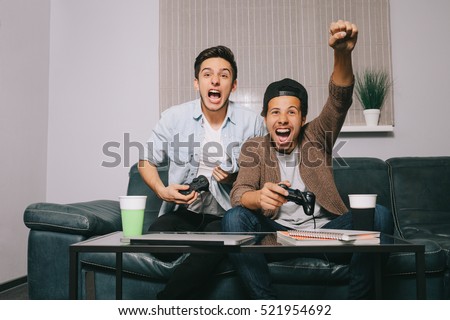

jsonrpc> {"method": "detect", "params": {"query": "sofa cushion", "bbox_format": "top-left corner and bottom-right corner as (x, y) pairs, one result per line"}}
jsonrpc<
(384, 238), (447, 276)
(24, 200), (121, 236)
(80, 250), (350, 286)
(269, 257), (349, 283)
(80, 252), (188, 280)
(396, 209), (450, 248)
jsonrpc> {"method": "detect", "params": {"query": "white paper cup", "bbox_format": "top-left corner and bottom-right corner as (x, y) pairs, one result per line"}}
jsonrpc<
(348, 194), (377, 209)
(119, 196), (147, 237)
(119, 196), (147, 210)
(349, 194), (377, 231)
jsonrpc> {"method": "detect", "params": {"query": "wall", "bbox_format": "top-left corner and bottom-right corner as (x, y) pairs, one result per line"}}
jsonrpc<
(47, 0), (159, 203)
(0, 0), (50, 283)
(337, 0), (450, 159)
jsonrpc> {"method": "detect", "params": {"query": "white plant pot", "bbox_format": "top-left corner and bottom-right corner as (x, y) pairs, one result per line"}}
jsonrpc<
(363, 109), (380, 126)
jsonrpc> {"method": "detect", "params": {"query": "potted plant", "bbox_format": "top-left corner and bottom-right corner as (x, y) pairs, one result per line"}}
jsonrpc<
(355, 69), (392, 126)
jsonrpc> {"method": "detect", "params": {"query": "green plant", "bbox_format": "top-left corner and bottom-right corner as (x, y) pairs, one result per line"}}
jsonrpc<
(355, 69), (392, 110)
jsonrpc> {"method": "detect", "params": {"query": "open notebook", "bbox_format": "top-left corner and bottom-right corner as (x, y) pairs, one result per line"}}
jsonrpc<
(122, 233), (256, 246)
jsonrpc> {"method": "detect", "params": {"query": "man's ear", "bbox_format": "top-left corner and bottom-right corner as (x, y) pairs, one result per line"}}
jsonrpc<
(231, 79), (238, 92)
(193, 78), (199, 91)
(301, 116), (306, 126)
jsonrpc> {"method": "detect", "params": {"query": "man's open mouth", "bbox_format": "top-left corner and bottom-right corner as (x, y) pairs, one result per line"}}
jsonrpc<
(208, 90), (221, 101)
(275, 128), (291, 144)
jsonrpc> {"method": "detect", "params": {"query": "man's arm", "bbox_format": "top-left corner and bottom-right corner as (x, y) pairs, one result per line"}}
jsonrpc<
(328, 20), (358, 86)
(306, 20), (358, 146)
(138, 160), (166, 196)
(230, 139), (289, 214)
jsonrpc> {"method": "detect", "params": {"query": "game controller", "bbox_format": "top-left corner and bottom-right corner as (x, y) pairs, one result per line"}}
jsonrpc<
(179, 175), (210, 195)
(278, 184), (316, 216)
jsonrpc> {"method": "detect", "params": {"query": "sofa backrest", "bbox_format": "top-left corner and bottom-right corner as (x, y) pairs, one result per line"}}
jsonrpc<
(128, 157), (392, 229)
(127, 163), (167, 230)
(386, 157), (450, 239)
(333, 157), (391, 210)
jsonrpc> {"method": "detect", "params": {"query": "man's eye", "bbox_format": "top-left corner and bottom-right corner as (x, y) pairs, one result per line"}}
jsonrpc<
(221, 74), (229, 78)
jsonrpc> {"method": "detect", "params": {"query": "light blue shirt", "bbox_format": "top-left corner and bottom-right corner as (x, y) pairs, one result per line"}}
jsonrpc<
(142, 99), (266, 216)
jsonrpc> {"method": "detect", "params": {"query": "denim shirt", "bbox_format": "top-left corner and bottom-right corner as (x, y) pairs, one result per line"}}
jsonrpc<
(142, 99), (265, 216)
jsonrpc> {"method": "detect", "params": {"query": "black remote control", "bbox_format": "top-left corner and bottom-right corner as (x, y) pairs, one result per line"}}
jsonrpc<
(179, 175), (210, 195)
(278, 184), (316, 216)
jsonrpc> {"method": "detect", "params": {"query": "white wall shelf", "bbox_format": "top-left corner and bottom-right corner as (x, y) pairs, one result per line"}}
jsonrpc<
(341, 125), (394, 133)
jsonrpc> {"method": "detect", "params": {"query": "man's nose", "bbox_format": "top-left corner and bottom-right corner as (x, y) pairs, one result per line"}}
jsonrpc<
(278, 113), (288, 123)
(211, 74), (220, 85)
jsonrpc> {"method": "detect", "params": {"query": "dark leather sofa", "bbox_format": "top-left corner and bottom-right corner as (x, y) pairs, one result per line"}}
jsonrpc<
(23, 157), (450, 299)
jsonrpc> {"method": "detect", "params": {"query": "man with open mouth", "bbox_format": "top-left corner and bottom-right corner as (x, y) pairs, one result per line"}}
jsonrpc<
(138, 45), (265, 299)
(223, 20), (394, 300)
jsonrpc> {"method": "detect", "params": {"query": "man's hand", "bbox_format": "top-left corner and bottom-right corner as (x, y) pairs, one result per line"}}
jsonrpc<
(328, 20), (358, 53)
(157, 184), (198, 205)
(328, 20), (358, 86)
(258, 181), (290, 211)
(212, 166), (237, 185)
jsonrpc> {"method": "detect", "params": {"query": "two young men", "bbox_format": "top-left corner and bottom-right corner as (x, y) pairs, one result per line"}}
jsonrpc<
(139, 20), (393, 299)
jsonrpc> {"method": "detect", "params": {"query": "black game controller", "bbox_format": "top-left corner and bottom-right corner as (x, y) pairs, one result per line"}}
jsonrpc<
(179, 175), (210, 195)
(278, 184), (316, 216)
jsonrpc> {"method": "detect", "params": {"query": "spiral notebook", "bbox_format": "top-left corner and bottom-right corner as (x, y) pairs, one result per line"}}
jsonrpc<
(277, 228), (380, 246)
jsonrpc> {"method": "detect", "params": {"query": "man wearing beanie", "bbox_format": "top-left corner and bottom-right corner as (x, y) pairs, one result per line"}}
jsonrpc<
(222, 20), (393, 299)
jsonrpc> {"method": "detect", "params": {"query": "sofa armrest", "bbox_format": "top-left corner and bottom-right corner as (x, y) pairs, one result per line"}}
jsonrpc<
(24, 200), (121, 237)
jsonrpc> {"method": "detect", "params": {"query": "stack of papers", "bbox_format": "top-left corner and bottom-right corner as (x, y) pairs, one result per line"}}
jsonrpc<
(277, 228), (380, 246)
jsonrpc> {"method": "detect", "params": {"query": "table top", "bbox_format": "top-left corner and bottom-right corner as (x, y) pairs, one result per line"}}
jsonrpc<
(70, 231), (425, 255)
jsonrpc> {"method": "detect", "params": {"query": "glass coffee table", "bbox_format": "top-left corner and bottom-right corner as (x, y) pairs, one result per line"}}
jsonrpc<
(69, 231), (426, 300)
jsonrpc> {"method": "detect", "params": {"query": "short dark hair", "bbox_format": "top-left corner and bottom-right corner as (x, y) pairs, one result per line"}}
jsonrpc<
(262, 78), (308, 117)
(194, 46), (238, 82)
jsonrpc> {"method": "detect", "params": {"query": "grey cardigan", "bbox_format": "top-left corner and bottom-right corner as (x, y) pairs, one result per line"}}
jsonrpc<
(230, 79), (354, 218)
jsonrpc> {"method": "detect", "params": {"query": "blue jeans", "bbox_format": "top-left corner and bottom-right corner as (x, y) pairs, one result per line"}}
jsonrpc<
(222, 205), (394, 299)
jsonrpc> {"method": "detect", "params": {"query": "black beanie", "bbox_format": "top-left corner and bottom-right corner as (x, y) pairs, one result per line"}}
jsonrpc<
(262, 78), (308, 117)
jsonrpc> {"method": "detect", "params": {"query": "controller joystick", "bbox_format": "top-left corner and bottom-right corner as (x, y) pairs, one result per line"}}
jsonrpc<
(278, 184), (316, 216)
(179, 175), (210, 195)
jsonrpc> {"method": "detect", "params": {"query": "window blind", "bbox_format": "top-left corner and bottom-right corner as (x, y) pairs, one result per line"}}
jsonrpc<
(159, 0), (393, 127)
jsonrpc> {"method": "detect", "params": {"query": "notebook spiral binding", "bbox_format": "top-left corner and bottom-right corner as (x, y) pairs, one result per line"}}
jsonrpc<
(287, 230), (347, 240)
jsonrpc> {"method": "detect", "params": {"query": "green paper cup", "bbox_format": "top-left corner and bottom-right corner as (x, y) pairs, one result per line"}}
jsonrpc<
(119, 196), (147, 237)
